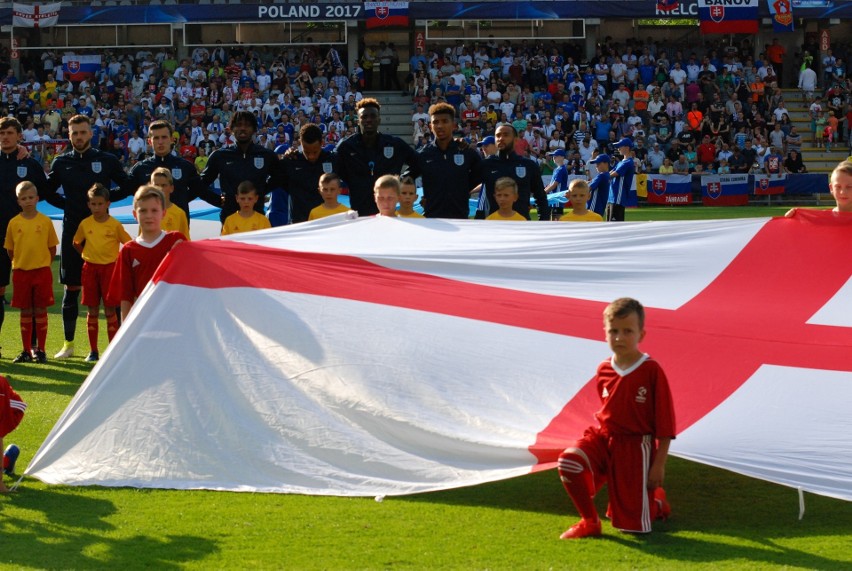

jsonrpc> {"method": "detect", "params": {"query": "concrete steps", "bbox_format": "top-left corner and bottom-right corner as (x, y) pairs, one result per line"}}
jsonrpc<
(776, 89), (848, 172)
(364, 90), (415, 144)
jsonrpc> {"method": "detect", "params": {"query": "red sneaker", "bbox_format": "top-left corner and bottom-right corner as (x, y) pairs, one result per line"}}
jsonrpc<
(560, 518), (602, 539)
(654, 487), (671, 521)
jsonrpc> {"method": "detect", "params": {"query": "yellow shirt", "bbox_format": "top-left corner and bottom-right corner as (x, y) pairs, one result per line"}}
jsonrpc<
(398, 210), (424, 218)
(73, 215), (132, 264)
(658, 165), (674, 174)
(4, 212), (59, 270)
(559, 211), (604, 222)
(221, 211), (272, 235)
(486, 211), (526, 221)
(162, 204), (190, 240)
(308, 203), (350, 221)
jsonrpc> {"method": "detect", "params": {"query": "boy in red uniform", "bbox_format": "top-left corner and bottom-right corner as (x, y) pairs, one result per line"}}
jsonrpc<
(4, 181), (59, 363)
(0, 374), (26, 492)
(109, 186), (186, 321)
(73, 183), (133, 362)
(557, 297), (676, 539)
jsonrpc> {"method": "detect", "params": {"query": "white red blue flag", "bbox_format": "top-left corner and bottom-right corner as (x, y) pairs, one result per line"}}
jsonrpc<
(26, 213), (852, 500)
(753, 173), (786, 195)
(701, 174), (750, 206)
(62, 55), (101, 82)
(364, 1), (409, 29)
(646, 174), (692, 205)
(699, 0), (759, 34)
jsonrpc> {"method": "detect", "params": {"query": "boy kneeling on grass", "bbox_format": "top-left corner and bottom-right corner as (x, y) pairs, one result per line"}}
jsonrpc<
(557, 298), (676, 539)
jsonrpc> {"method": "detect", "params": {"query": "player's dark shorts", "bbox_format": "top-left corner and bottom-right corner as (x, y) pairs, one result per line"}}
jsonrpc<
(81, 261), (116, 307)
(11, 266), (55, 309)
(60, 220), (84, 287)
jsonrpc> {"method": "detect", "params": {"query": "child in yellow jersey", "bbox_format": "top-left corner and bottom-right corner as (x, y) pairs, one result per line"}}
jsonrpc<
(4, 181), (59, 364)
(560, 179), (604, 222)
(221, 181), (272, 235)
(150, 167), (190, 240)
(374, 175), (401, 217)
(486, 177), (526, 221)
(308, 172), (350, 220)
(397, 176), (424, 218)
(72, 183), (133, 362)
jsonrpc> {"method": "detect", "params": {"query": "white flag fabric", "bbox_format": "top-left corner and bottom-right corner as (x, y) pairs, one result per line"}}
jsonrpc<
(12, 3), (61, 27)
(26, 211), (852, 499)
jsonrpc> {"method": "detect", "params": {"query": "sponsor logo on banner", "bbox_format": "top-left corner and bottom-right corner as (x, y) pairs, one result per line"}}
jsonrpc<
(16, 166), (27, 178)
(515, 166), (526, 178)
(92, 161), (102, 174)
(383, 146), (394, 159)
(322, 162), (333, 173)
(454, 154), (464, 166)
(254, 157), (265, 169)
(172, 168), (182, 180)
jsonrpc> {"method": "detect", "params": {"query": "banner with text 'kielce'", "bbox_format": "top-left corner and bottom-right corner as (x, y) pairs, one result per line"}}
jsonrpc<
(26, 213), (852, 500)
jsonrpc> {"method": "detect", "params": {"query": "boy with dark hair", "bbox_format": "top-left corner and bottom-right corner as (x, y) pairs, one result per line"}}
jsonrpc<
(221, 181), (273, 235)
(72, 183), (132, 362)
(109, 186), (186, 321)
(557, 297), (675, 539)
(5, 181), (59, 363)
(397, 176), (423, 218)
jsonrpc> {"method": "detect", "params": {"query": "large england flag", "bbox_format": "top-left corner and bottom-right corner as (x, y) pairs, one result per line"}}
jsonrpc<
(26, 211), (852, 500)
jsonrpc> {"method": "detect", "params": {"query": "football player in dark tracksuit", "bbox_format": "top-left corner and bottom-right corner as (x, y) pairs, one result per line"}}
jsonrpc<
(129, 119), (221, 223)
(335, 98), (419, 216)
(200, 111), (283, 224)
(44, 114), (133, 360)
(413, 102), (482, 219)
(478, 123), (550, 220)
(282, 123), (339, 224)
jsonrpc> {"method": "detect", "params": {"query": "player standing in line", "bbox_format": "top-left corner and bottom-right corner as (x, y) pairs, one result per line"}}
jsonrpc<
(45, 114), (132, 359)
(586, 154), (611, 219)
(477, 124), (550, 220)
(149, 168), (191, 239)
(283, 124), (339, 224)
(559, 179), (603, 222)
(0, 117), (48, 356)
(4, 182), (59, 363)
(336, 99), (419, 216)
(374, 175), (401, 217)
(308, 173), (349, 221)
(109, 186), (186, 321)
(414, 102), (481, 219)
(606, 138), (637, 222)
(221, 181), (273, 235)
(129, 120), (220, 224)
(557, 297), (675, 539)
(72, 184), (132, 362)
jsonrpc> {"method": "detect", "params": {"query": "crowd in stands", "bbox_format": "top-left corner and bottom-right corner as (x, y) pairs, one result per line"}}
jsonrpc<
(404, 37), (852, 177)
(1, 36), (851, 184)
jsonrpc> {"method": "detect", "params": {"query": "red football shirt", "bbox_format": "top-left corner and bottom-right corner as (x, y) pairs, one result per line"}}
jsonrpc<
(109, 231), (186, 304)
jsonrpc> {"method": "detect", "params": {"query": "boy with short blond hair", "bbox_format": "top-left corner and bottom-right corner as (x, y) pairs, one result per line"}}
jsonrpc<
(485, 177), (525, 221)
(109, 186), (186, 321)
(559, 179), (604, 222)
(150, 167), (190, 239)
(221, 181), (273, 235)
(557, 297), (676, 539)
(397, 176), (423, 218)
(4, 181), (59, 363)
(374, 174), (401, 217)
(73, 183), (133, 362)
(308, 173), (349, 220)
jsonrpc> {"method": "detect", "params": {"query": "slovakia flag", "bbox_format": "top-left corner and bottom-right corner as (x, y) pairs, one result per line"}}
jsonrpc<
(699, 0), (759, 34)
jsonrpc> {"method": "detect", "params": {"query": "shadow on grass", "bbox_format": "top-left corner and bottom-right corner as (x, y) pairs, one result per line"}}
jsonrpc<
(1, 487), (219, 568)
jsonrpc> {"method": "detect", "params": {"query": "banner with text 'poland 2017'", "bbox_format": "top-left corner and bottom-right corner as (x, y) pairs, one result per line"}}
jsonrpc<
(699, 0), (759, 34)
(25, 213), (852, 501)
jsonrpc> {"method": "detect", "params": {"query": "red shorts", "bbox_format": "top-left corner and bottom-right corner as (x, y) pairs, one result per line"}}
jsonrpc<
(82, 261), (117, 307)
(569, 426), (659, 533)
(11, 266), (55, 309)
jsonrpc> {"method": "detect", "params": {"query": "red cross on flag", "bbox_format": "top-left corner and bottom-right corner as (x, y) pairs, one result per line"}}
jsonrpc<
(26, 212), (852, 501)
(12, 2), (61, 28)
